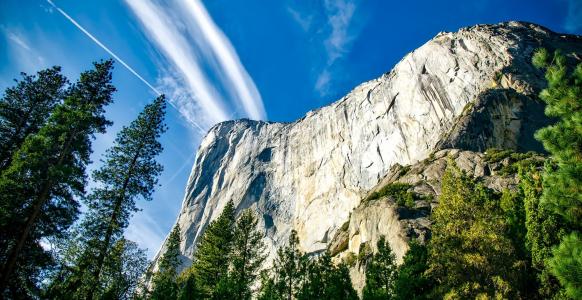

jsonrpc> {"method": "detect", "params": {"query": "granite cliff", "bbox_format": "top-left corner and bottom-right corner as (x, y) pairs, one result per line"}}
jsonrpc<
(153, 21), (582, 277)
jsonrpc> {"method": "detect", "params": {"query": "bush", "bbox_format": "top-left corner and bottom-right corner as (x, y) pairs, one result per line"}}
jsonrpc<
(366, 182), (417, 208)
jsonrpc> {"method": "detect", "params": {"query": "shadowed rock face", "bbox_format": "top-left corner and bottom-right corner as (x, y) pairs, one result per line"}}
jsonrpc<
(153, 21), (582, 273)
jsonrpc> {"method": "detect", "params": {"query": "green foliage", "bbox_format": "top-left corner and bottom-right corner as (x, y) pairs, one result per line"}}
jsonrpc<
(230, 209), (267, 300)
(150, 225), (181, 300)
(176, 274), (201, 300)
(519, 161), (566, 298)
(0, 60), (115, 298)
(362, 236), (397, 300)
(394, 240), (433, 300)
(533, 49), (582, 299)
(46, 95), (167, 299)
(366, 182), (416, 207)
(549, 233), (582, 299)
(182, 200), (236, 298)
(0, 66), (68, 171)
(271, 230), (304, 300)
(296, 252), (357, 300)
(427, 162), (522, 299)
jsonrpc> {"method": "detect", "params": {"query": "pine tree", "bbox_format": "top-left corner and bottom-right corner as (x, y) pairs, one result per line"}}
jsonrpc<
(99, 239), (149, 300)
(230, 209), (267, 300)
(55, 95), (167, 299)
(181, 200), (236, 298)
(427, 162), (521, 299)
(518, 162), (566, 298)
(0, 60), (115, 297)
(532, 48), (582, 299)
(362, 236), (397, 300)
(150, 225), (182, 300)
(0, 66), (68, 171)
(272, 230), (304, 300)
(393, 240), (432, 300)
(177, 273), (201, 300)
(297, 252), (357, 300)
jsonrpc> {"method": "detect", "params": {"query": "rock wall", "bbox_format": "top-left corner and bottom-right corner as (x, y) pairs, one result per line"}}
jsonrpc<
(154, 22), (582, 273)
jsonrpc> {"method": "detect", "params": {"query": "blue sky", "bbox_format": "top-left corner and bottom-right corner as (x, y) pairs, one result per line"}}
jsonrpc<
(1, 0), (580, 258)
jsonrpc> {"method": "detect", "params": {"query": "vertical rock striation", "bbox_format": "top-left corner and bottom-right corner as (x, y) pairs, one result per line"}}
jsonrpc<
(155, 22), (582, 273)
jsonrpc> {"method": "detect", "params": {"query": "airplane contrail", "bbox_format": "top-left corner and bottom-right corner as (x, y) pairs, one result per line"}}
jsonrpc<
(45, 0), (207, 134)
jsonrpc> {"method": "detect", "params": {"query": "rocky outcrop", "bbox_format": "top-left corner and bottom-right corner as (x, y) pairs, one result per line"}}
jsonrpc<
(153, 22), (582, 274)
(328, 148), (544, 292)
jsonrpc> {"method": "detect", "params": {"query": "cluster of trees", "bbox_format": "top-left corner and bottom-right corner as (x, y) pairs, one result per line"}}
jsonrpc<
(0, 61), (168, 299)
(349, 49), (581, 299)
(0, 47), (579, 299)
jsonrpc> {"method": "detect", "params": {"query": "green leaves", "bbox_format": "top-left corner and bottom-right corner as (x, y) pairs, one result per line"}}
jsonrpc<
(0, 60), (115, 298)
(362, 236), (397, 300)
(533, 48), (582, 299)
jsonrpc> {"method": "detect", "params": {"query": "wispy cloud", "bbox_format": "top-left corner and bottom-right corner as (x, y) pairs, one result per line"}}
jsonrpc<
(287, 6), (313, 31)
(46, 0), (209, 134)
(180, 0), (266, 120)
(2, 27), (46, 72)
(6, 30), (31, 51)
(286, 0), (361, 96)
(323, 0), (357, 64)
(565, 0), (582, 33)
(125, 0), (266, 130)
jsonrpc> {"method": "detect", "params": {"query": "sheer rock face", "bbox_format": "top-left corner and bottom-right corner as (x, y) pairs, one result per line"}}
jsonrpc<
(155, 22), (582, 271)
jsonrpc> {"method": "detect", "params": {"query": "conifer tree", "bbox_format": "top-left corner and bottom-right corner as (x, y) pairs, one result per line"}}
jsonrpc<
(519, 162), (566, 298)
(177, 273), (201, 300)
(0, 60), (115, 297)
(58, 95), (167, 299)
(99, 239), (149, 300)
(272, 230), (304, 300)
(257, 271), (276, 300)
(150, 225), (182, 300)
(393, 240), (432, 300)
(427, 162), (521, 299)
(230, 209), (267, 300)
(0, 66), (68, 171)
(297, 252), (357, 300)
(362, 236), (397, 300)
(532, 48), (582, 299)
(182, 200), (236, 297)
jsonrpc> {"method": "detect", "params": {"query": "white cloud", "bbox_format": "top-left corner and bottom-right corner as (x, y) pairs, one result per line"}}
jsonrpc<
(124, 0), (266, 131)
(323, 0), (357, 64)
(286, 1), (360, 96)
(287, 6), (313, 31)
(124, 0), (230, 128)
(2, 27), (46, 72)
(565, 0), (582, 33)
(6, 30), (31, 51)
(180, 0), (266, 121)
(317, 0), (360, 95)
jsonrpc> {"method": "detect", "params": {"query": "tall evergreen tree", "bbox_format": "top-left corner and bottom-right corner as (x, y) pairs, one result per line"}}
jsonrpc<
(297, 252), (357, 300)
(150, 225), (182, 300)
(532, 48), (582, 299)
(230, 209), (267, 300)
(362, 236), (397, 300)
(0, 60), (115, 297)
(519, 162), (566, 298)
(272, 230), (304, 300)
(0, 66), (68, 171)
(427, 162), (521, 299)
(56, 95), (167, 299)
(393, 240), (432, 300)
(99, 238), (149, 300)
(181, 200), (236, 298)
